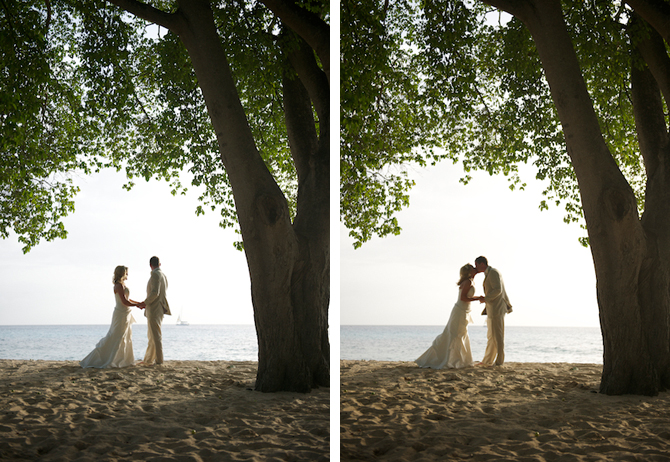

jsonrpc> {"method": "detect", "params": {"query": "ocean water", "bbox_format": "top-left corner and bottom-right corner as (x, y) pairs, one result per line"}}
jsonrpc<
(341, 325), (603, 364)
(0, 324), (258, 362)
(0, 324), (602, 364)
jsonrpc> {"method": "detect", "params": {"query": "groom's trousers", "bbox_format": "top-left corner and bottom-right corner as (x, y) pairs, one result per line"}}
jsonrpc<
(144, 309), (164, 365)
(482, 315), (505, 366)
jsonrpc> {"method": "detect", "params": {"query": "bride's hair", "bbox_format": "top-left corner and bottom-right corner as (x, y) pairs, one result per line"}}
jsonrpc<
(113, 266), (128, 284)
(457, 263), (475, 286)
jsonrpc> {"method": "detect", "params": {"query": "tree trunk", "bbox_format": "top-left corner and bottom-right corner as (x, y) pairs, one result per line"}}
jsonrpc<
(281, 34), (331, 390)
(133, 0), (329, 392)
(630, 20), (670, 391)
(486, 0), (670, 394)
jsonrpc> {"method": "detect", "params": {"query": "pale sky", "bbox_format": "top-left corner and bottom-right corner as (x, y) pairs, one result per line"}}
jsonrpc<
(341, 160), (601, 328)
(0, 169), (255, 325)
(1, 157), (601, 330)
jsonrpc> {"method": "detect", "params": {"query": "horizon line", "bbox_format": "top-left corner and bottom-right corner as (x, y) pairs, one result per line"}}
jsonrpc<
(340, 324), (600, 329)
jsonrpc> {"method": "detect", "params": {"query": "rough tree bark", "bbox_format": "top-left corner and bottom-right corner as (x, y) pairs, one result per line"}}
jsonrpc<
(108, 0), (329, 392)
(629, 16), (670, 392)
(281, 33), (331, 391)
(484, 0), (670, 395)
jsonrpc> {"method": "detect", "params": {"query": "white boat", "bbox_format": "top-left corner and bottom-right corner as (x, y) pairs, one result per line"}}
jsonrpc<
(176, 313), (190, 326)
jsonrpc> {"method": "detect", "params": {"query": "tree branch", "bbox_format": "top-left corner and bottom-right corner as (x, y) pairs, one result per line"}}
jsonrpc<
(626, 0), (670, 44)
(631, 46), (667, 180)
(105, 0), (181, 32)
(285, 34), (329, 131)
(283, 67), (318, 184)
(632, 14), (670, 113)
(480, 0), (533, 20)
(45, 0), (51, 32)
(258, 0), (330, 82)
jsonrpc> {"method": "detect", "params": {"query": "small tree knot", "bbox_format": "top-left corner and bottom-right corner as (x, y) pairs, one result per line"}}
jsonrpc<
(603, 187), (635, 222)
(255, 193), (288, 226)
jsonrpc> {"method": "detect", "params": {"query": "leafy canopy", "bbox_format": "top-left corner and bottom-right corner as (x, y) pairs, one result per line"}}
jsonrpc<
(340, 0), (442, 247)
(340, 0), (648, 248)
(1, 0), (325, 252)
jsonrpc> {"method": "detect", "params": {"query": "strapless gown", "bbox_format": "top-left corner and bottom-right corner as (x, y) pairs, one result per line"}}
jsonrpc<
(416, 285), (475, 369)
(80, 287), (136, 368)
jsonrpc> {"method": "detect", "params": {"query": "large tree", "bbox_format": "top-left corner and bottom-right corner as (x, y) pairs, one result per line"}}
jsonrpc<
(1, 0), (329, 392)
(341, 0), (670, 395)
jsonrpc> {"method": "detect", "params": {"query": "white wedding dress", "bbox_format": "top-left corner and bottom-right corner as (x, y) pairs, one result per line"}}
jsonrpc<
(416, 285), (475, 369)
(80, 286), (136, 368)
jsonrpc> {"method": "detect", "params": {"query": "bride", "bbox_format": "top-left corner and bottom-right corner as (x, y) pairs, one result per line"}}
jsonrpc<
(416, 263), (482, 369)
(80, 266), (143, 368)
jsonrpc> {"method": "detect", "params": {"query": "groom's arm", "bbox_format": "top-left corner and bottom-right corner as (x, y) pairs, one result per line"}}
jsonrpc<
(485, 269), (503, 302)
(144, 272), (162, 306)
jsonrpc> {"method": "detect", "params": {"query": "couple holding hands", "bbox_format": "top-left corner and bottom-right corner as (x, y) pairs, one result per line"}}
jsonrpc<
(80, 256), (170, 369)
(416, 256), (512, 369)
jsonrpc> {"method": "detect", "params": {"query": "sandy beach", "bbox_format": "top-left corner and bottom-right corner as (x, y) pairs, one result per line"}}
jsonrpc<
(0, 360), (329, 461)
(341, 361), (670, 461)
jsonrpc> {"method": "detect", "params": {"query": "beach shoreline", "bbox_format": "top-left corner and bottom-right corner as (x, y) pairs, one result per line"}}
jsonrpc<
(341, 360), (670, 461)
(0, 359), (329, 461)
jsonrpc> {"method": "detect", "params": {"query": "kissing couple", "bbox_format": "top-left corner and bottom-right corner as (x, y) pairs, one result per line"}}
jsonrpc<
(80, 256), (170, 369)
(415, 256), (512, 369)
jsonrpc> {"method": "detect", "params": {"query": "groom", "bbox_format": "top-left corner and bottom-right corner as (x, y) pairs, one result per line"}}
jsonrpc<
(475, 256), (512, 366)
(139, 256), (170, 365)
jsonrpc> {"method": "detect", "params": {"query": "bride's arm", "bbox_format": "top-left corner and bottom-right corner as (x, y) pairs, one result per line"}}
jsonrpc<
(114, 283), (140, 307)
(460, 280), (481, 302)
